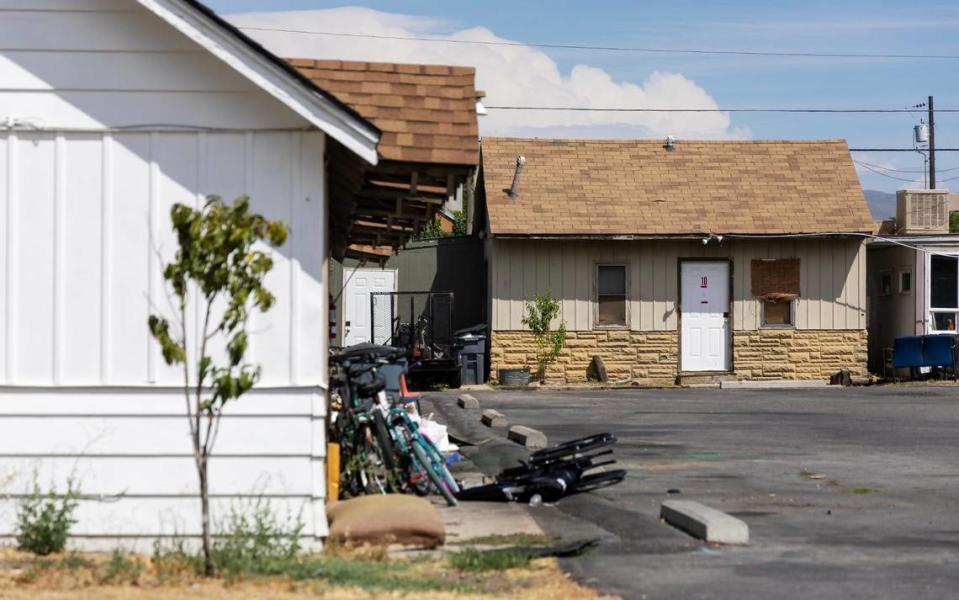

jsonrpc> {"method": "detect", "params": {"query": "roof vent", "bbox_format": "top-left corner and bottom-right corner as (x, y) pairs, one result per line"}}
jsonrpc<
(505, 155), (526, 198)
(664, 135), (676, 151)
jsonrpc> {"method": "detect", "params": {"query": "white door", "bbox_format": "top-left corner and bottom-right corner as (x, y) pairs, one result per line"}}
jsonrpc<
(344, 269), (396, 346)
(681, 261), (730, 372)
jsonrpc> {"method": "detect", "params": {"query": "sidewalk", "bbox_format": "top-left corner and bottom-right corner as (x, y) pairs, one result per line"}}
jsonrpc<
(421, 395), (614, 547)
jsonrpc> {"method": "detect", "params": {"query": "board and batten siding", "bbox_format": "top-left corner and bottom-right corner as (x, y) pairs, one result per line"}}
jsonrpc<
(0, 0), (332, 548)
(0, 0), (308, 130)
(490, 238), (867, 332)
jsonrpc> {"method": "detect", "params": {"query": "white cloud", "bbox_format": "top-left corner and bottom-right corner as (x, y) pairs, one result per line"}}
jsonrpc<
(226, 7), (748, 140)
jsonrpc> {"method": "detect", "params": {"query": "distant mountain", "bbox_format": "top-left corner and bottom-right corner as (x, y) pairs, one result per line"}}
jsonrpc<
(864, 189), (896, 221)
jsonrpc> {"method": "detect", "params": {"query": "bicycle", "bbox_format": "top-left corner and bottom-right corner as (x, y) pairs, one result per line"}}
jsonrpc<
(373, 396), (460, 506)
(329, 348), (399, 498)
(330, 344), (460, 505)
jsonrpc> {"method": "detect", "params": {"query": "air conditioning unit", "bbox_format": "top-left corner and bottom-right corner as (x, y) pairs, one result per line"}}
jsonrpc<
(896, 189), (949, 234)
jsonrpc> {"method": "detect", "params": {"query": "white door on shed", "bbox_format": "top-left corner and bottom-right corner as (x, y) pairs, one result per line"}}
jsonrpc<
(680, 261), (730, 372)
(344, 269), (396, 346)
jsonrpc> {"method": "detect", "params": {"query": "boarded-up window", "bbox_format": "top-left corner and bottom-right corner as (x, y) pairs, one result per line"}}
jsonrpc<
(597, 265), (627, 326)
(751, 258), (800, 300)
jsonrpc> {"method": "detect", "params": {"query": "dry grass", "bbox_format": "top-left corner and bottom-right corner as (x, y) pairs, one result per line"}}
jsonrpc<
(0, 547), (613, 600)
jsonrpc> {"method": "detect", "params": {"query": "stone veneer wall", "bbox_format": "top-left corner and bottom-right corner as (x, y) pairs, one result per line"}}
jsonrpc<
(490, 329), (868, 383)
(733, 329), (868, 380)
(490, 330), (678, 385)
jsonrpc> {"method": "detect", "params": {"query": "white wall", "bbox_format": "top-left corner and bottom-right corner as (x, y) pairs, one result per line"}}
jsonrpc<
(0, 0), (332, 548)
(0, 387), (328, 548)
(0, 0), (308, 130)
(0, 131), (328, 389)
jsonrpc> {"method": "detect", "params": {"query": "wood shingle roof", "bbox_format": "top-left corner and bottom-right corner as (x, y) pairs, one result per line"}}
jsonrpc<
(481, 137), (875, 236)
(288, 59), (480, 166)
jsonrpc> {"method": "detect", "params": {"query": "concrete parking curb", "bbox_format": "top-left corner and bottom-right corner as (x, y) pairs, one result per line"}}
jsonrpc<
(660, 500), (749, 545)
(480, 409), (508, 428)
(508, 425), (548, 449)
(720, 380), (828, 389)
(457, 394), (480, 409)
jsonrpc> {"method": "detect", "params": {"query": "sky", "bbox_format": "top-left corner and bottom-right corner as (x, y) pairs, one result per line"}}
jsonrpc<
(206, 0), (959, 193)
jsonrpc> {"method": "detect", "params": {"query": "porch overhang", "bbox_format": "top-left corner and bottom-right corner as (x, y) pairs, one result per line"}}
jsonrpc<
(329, 139), (474, 263)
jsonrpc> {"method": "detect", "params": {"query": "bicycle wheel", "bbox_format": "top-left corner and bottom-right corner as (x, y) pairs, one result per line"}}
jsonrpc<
(411, 440), (457, 506)
(569, 469), (626, 494)
(372, 411), (396, 473)
(358, 425), (393, 495)
(412, 430), (460, 494)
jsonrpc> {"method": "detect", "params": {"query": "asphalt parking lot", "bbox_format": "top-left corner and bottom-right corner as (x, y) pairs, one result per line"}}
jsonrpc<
(428, 385), (959, 600)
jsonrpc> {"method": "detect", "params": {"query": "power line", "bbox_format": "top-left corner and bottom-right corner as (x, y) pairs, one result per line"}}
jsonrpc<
(854, 161), (922, 182)
(483, 106), (959, 113)
(851, 148), (959, 152)
(237, 26), (959, 61)
(853, 159), (959, 174)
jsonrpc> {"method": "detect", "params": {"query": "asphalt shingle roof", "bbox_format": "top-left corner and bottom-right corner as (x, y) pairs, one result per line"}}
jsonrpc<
(481, 137), (875, 236)
(289, 59), (480, 166)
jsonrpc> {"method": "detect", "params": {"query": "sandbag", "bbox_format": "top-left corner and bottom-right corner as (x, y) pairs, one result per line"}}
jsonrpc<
(327, 494), (446, 548)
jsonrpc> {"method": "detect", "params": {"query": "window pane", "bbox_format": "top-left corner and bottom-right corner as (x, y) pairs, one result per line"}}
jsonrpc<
(598, 295), (626, 325)
(598, 265), (626, 296)
(763, 300), (791, 325)
(900, 271), (911, 293)
(931, 256), (958, 308)
(880, 274), (892, 296)
(933, 312), (958, 331)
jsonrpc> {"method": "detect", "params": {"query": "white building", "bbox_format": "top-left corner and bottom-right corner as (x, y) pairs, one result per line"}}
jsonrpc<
(0, 0), (390, 549)
(868, 189), (959, 376)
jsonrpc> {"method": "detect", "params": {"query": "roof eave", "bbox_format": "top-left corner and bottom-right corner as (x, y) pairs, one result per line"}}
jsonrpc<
(490, 231), (874, 240)
(139, 0), (380, 165)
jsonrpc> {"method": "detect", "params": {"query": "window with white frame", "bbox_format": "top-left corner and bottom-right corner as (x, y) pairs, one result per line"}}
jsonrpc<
(596, 264), (627, 327)
(930, 255), (958, 331)
(898, 269), (912, 294)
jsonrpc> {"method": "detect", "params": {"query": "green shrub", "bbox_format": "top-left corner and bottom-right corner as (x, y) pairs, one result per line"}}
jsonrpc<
(210, 499), (304, 579)
(522, 292), (567, 380)
(98, 550), (144, 585)
(16, 478), (79, 556)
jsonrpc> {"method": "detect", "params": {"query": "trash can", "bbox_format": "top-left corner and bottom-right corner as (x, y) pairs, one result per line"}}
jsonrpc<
(455, 324), (487, 386)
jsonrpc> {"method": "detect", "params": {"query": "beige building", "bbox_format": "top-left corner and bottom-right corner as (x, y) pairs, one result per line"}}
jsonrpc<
(476, 137), (875, 383)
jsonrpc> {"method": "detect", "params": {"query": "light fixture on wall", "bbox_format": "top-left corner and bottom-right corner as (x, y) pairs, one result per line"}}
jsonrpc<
(702, 233), (723, 245)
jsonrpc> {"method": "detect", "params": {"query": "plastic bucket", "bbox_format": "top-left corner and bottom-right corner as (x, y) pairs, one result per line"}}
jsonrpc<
(498, 368), (530, 386)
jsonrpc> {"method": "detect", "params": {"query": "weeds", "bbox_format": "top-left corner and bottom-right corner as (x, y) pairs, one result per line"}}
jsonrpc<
(453, 533), (557, 547)
(449, 547), (533, 572)
(847, 486), (879, 495)
(211, 499), (304, 579)
(16, 477), (79, 556)
(15, 552), (95, 585)
(97, 551), (144, 585)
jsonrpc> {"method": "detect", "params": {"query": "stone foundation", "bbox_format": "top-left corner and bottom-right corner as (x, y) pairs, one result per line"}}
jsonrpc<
(733, 329), (868, 380)
(490, 329), (868, 383)
(490, 330), (678, 385)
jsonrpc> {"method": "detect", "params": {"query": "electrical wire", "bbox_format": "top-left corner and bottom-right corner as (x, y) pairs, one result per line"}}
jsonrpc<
(482, 106), (959, 113)
(853, 159), (959, 174)
(236, 26), (959, 61)
(853, 161), (925, 182)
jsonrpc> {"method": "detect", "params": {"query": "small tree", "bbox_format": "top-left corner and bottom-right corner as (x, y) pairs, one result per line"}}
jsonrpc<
(521, 293), (567, 381)
(148, 195), (287, 576)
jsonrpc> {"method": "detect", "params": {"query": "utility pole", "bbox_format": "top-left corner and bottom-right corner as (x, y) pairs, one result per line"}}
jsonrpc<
(928, 95), (936, 189)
